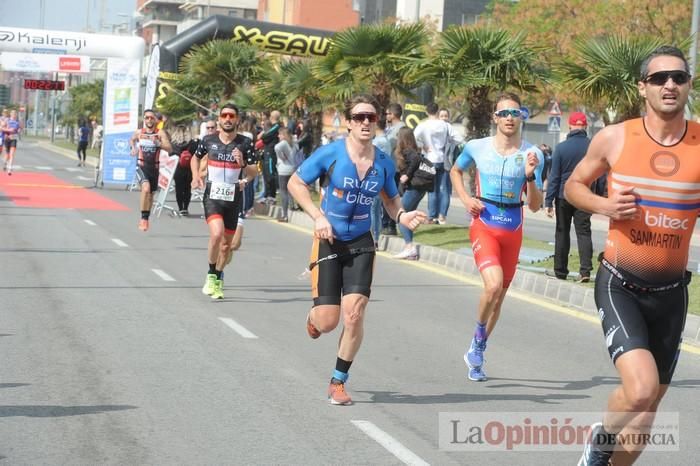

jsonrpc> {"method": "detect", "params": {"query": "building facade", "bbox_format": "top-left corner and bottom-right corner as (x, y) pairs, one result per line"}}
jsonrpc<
(257, 0), (360, 31)
(395, 0), (488, 30)
(136, 1), (258, 50)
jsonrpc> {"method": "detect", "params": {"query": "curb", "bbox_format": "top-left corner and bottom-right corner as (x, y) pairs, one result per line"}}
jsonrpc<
(256, 202), (700, 346)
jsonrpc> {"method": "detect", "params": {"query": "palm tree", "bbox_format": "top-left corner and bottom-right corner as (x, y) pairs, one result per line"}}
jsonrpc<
(179, 39), (264, 100)
(255, 59), (329, 149)
(314, 22), (428, 111)
(556, 35), (667, 123)
(424, 27), (548, 139)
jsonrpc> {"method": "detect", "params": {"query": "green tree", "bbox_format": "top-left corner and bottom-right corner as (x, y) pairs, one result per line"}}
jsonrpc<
(63, 79), (103, 128)
(314, 22), (428, 111)
(425, 27), (548, 138)
(487, 0), (693, 105)
(556, 35), (676, 123)
(179, 39), (264, 100)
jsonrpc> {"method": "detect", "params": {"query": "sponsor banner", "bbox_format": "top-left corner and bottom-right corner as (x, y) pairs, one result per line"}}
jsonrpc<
(143, 44), (160, 110)
(102, 57), (140, 185)
(153, 152), (179, 217)
(101, 132), (136, 184)
(0, 27), (143, 59)
(0, 52), (90, 73)
(104, 57), (140, 133)
(438, 412), (680, 452)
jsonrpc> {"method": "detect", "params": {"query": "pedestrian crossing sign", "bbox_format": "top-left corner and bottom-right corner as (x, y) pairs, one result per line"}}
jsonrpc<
(548, 116), (561, 133)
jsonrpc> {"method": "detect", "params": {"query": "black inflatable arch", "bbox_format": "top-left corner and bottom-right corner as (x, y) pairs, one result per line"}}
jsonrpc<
(159, 15), (334, 73)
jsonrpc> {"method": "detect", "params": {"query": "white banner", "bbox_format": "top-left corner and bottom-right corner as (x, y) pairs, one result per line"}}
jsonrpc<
(0, 27), (144, 59)
(0, 52), (90, 73)
(101, 57), (141, 185)
(144, 44), (160, 110)
(104, 58), (140, 133)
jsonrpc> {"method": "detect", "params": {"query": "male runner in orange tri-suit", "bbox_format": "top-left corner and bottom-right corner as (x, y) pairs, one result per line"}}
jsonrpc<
(567, 46), (700, 466)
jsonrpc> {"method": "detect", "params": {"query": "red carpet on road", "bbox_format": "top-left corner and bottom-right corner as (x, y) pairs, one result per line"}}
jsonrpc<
(0, 172), (129, 210)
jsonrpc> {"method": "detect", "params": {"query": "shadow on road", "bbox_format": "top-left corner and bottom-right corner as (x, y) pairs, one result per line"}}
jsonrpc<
(356, 391), (588, 405)
(0, 384), (30, 389)
(0, 404), (137, 418)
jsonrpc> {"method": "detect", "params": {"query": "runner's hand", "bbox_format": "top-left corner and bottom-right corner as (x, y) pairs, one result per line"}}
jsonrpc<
(400, 210), (428, 231)
(191, 176), (204, 190)
(606, 185), (639, 220)
(525, 151), (539, 177)
(314, 214), (334, 244)
(467, 198), (485, 217)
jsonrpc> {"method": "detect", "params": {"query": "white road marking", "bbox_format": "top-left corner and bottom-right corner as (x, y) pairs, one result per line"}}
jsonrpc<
(151, 268), (175, 282)
(65, 167), (81, 172)
(111, 238), (128, 247)
(83, 220), (97, 226)
(351, 420), (429, 466)
(35, 166), (52, 170)
(218, 317), (258, 339)
(76, 176), (92, 181)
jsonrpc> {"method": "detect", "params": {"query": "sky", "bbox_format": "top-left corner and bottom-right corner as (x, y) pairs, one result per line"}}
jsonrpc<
(0, 0), (137, 34)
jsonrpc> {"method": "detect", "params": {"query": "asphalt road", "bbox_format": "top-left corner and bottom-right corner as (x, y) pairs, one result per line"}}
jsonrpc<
(1, 141), (699, 465)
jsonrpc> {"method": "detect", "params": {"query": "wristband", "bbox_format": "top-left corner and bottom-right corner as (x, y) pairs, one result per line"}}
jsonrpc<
(396, 209), (406, 224)
(526, 173), (536, 182)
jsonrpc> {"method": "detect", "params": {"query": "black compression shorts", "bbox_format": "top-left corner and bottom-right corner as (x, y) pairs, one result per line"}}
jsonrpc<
(310, 231), (376, 306)
(203, 183), (242, 234)
(595, 264), (689, 384)
(135, 166), (158, 193)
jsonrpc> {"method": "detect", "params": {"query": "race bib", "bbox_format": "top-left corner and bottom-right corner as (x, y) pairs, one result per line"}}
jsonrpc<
(209, 181), (236, 202)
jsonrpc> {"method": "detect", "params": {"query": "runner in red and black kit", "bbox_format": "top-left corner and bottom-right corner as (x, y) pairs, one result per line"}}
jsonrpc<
(130, 109), (172, 232)
(191, 103), (257, 300)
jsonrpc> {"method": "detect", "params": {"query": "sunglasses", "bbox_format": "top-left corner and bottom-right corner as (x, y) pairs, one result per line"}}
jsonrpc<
(350, 113), (378, 123)
(494, 108), (523, 119)
(643, 70), (691, 86)
(219, 113), (237, 120)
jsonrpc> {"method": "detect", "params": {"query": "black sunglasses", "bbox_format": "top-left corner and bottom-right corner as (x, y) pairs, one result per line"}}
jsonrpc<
(350, 113), (378, 123)
(643, 70), (691, 86)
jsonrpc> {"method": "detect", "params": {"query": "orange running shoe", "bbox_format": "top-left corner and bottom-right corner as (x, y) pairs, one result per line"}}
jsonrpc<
(306, 313), (321, 339)
(327, 381), (352, 405)
(138, 219), (149, 232)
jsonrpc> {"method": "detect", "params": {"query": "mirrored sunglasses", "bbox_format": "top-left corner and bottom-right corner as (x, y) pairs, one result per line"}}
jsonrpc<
(219, 113), (237, 120)
(350, 113), (378, 123)
(494, 108), (523, 119)
(643, 70), (691, 86)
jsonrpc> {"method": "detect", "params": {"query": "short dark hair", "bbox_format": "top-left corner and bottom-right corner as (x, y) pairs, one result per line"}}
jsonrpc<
(220, 103), (240, 115)
(386, 103), (402, 118)
(143, 109), (155, 116)
(343, 94), (380, 121)
(640, 45), (690, 80)
(425, 102), (439, 115)
(493, 92), (521, 111)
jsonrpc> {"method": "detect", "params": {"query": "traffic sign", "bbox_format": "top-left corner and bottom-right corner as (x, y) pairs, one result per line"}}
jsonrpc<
(26, 119), (33, 128)
(549, 100), (561, 116)
(547, 116), (561, 133)
(520, 106), (530, 120)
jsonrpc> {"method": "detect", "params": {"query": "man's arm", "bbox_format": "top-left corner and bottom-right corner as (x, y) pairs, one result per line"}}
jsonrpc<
(157, 129), (173, 153)
(450, 163), (483, 217)
(129, 131), (139, 156)
(288, 172), (335, 243)
(564, 125), (637, 220)
(545, 149), (562, 215)
(381, 193), (427, 231)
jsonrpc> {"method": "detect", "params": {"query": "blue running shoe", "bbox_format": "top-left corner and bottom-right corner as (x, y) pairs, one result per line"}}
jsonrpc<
(464, 337), (487, 369)
(468, 367), (487, 382)
(578, 422), (614, 466)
